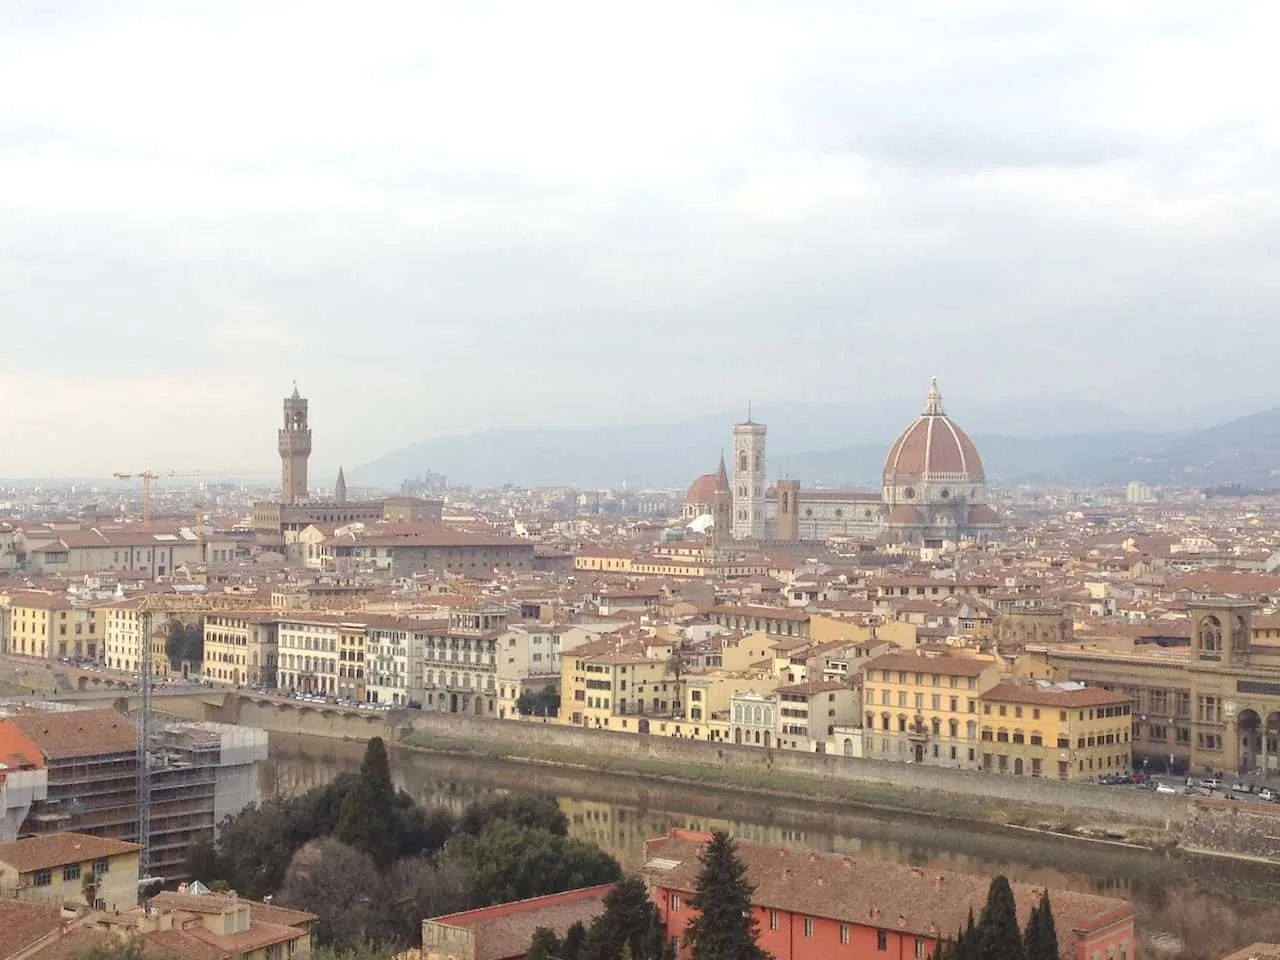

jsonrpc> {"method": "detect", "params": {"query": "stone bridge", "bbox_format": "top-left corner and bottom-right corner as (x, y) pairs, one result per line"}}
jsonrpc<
(37, 686), (406, 739)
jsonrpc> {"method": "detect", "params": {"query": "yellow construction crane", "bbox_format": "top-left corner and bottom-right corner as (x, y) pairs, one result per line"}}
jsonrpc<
(112, 469), (268, 523)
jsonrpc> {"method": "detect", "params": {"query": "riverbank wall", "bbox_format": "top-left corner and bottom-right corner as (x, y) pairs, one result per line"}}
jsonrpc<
(172, 694), (1280, 863)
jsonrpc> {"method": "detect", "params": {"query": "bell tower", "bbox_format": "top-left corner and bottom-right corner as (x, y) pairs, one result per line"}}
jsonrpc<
(278, 381), (312, 504)
(731, 410), (767, 540)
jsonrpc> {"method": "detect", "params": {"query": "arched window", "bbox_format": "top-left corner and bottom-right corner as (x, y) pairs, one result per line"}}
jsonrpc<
(1200, 615), (1223, 653)
(739, 451), (748, 472)
(734, 704), (743, 723)
(753, 705), (763, 725)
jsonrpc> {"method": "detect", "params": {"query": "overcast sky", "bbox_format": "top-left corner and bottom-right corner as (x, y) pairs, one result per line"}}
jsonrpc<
(2, 1), (1280, 476)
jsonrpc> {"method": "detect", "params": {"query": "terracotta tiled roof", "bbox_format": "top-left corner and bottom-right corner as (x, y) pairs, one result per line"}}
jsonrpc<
(776, 680), (849, 696)
(0, 833), (141, 874)
(429, 885), (612, 960)
(883, 381), (984, 482)
(864, 651), (997, 678)
(6, 709), (137, 761)
(982, 682), (1133, 709)
(643, 832), (1130, 948)
(0, 899), (62, 959)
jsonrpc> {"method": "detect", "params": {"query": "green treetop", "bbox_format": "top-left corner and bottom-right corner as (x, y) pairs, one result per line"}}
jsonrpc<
(683, 831), (770, 960)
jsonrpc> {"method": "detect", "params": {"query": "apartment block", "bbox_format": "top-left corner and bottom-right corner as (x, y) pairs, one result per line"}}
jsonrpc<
(496, 624), (563, 719)
(201, 613), (278, 688)
(860, 652), (1002, 769)
(978, 682), (1134, 780)
(775, 680), (860, 751)
(1, 591), (102, 660)
(422, 607), (506, 715)
(276, 615), (343, 695)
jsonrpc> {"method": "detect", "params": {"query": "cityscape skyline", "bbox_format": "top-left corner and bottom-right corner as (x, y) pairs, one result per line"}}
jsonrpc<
(4, 3), (1280, 473)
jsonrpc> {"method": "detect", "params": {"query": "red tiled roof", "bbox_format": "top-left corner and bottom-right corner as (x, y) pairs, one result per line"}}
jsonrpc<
(883, 382), (984, 482)
(644, 832), (1130, 948)
(0, 833), (141, 873)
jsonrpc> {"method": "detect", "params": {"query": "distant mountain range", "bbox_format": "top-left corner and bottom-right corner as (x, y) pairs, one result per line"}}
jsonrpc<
(353, 397), (1280, 490)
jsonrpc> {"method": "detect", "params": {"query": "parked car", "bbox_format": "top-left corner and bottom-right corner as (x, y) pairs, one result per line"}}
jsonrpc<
(1259, 787), (1279, 802)
(1201, 778), (1222, 790)
(1155, 782), (1177, 794)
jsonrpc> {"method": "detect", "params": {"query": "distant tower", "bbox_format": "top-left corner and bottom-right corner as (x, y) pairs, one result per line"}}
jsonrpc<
(335, 466), (347, 504)
(731, 411), (767, 540)
(775, 478), (800, 542)
(278, 381), (312, 504)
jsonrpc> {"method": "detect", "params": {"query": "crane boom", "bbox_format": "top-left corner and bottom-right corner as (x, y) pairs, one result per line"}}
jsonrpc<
(113, 469), (269, 523)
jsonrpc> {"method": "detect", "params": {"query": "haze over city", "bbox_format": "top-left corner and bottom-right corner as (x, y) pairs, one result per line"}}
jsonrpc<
(3, 2), (1280, 476)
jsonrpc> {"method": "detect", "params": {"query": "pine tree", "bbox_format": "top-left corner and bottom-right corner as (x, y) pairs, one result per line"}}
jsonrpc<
(683, 831), (770, 960)
(334, 737), (400, 867)
(581, 876), (669, 960)
(976, 876), (1024, 960)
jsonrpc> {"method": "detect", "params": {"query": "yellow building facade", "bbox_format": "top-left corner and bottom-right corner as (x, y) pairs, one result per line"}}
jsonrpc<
(860, 651), (1002, 769)
(978, 682), (1134, 780)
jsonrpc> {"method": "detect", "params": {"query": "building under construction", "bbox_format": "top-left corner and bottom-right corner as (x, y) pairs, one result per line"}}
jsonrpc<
(0, 703), (265, 883)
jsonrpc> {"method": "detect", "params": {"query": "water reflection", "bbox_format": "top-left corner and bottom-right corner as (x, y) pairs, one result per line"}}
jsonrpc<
(263, 735), (1280, 959)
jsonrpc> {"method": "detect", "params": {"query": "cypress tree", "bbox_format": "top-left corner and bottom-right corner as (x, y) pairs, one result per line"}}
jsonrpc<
(1035, 891), (1060, 960)
(683, 831), (769, 960)
(527, 927), (562, 960)
(334, 737), (400, 867)
(976, 876), (1024, 960)
(954, 908), (976, 960)
(1023, 898), (1042, 960)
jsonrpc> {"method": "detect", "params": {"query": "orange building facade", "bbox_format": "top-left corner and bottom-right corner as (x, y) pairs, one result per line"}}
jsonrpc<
(642, 830), (1135, 960)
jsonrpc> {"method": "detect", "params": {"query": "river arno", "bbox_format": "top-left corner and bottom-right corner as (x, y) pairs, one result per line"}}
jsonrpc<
(264, 734), (1280, 959)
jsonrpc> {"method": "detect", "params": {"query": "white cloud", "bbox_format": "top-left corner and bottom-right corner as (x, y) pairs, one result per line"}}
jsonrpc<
(2, 1), (1280, 475)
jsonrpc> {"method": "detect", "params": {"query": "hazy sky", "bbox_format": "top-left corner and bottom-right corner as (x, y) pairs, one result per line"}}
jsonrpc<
(3, 1), (1280, 476)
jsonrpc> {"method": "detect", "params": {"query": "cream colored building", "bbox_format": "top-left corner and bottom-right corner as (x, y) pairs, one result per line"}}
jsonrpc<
(201, 613), (278, 688)
(364, 614), (431, 708)
(559, 640), (680, 732)
(101, 599), (173, 676)
(276, 614), (344, 695)
(0, 832), (141, 911)
(496, 624), (564, 719)
(682, 672), (780, 724)
(775, 680), (861, 751)
(423, 607), (506, 715)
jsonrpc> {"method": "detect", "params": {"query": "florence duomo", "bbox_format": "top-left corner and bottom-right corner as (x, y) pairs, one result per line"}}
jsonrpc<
(683, 379), (1000, 545)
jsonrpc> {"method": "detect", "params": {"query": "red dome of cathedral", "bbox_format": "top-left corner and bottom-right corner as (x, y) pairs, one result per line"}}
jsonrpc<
(686, 453), (730, 506)
(883, 378), (984, 484)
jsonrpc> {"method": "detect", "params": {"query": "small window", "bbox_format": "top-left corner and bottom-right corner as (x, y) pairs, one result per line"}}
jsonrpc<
(804, 917), (814, 937)
(63, 864), (81, 881)
(33, 870), (52, 887)
(770, 909), (779, 931)
(916, 937), (927, 959)
(841, 924), (851, 944)
(878, 930), (889, 951)
(671, 893), (681, 911)
(94, 859), (110, 876)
